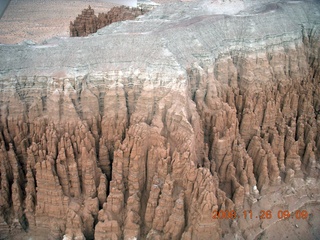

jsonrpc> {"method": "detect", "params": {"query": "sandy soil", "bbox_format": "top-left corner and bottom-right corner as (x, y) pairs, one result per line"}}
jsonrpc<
(0, 0), (182, 44)
(258, 203), (320, 240)
(0, 0), (118, 44)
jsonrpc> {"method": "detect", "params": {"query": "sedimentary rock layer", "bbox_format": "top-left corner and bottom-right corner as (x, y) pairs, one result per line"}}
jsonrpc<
(0, 0), (320, 239)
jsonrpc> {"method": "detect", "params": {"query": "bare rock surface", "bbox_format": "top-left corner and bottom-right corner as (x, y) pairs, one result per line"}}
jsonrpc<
(0, 0), (320, 239)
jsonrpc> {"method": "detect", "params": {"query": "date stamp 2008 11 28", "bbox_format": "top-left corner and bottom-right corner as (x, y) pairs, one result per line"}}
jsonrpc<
(212, 209), (309, 220)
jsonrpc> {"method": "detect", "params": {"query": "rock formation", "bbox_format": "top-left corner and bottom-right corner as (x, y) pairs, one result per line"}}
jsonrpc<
(70, 5), (148, 37)
(0, 0), (320, 239)
(70, 6), (98, 37)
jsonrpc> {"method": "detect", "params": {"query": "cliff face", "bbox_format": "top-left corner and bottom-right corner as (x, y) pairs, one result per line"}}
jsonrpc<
(0, 0), (320, 239)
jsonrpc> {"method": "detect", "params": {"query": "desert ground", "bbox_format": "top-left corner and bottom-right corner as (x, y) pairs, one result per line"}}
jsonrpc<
(0, 0), (181, 44)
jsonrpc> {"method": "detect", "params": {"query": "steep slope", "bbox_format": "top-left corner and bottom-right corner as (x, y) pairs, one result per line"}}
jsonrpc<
(0, 0), (320, 239)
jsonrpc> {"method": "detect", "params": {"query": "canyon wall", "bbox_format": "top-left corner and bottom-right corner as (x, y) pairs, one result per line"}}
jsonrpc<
(0, 0), (320, 239)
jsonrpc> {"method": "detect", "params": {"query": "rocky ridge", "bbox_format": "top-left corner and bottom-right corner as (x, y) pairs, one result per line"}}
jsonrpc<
(0, 0), (320, 239)
(70, 5), (148, 37)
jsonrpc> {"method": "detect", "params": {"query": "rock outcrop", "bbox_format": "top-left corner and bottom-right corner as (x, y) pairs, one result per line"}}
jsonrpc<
(0, 0), (320, 239)
(70, 5), (148, 37)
